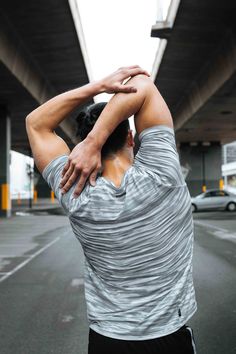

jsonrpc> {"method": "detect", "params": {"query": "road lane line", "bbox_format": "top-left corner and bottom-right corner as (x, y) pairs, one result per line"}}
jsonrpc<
(194, 220), (236, 243)
(194, 220), (227, 232)
(0, 237), (60, 283)
(0, 272), (10, 274)
(0, 236), (59, 239)
(0, 255), (31, 258)
(0, 244), (37, 247)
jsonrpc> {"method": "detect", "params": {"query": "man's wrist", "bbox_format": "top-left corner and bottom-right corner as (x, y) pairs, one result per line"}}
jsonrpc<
(90, 80), (105, 95)
(86, 125), (110, 150)
(85, 132), (103, 150)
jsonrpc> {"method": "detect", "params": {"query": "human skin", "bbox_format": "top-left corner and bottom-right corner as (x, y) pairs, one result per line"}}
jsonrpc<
(25, 65), (149, 176)
(60, 74), (173, 196)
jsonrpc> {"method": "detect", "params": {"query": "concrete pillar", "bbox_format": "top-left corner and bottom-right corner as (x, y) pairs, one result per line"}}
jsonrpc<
(179, 143), (222, 197)
(0, 107), (11, 217)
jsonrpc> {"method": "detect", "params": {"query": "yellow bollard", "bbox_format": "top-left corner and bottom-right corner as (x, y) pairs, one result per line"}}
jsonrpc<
(202, 185), (207, 193)
(33, 189), (38, 203)
(1, 184), (10, 210)
(51, 190), (55, 203)
(219, 178), (224, 190)
(17, 192), (21, 205)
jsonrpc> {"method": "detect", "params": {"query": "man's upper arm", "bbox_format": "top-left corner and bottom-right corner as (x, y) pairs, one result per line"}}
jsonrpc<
(131, 75), (173, 135)
(130, 76), (184, 186)
(26, 123), (70, 173)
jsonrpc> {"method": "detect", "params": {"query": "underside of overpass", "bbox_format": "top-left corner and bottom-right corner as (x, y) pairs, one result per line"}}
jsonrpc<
(0, 0), (90, 216)
(152, 0), (236, 195)
(152, 0), (236, 145)
(0, 0), (89, 153)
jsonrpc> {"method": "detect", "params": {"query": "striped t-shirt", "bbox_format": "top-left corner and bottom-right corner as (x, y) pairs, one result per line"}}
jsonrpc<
(43, 125), (197, 340)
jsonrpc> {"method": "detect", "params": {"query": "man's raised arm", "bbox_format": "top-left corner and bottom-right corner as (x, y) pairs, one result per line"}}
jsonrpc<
(26, 66), (148, 173)
(60, 74), (173, 196)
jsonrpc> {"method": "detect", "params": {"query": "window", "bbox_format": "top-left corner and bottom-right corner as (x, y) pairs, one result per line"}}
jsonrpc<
(204, 192), (211, 198)
(210, 191), (229, 197)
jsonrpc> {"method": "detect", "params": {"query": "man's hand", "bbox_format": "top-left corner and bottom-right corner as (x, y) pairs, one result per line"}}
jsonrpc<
(60, 65), (149, 196)
(100, 65), (150, 94)
(60, 135), (101, 197)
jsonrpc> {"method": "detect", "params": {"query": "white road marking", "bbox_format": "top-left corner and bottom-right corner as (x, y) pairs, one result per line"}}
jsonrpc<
(194, 220), (227, 232)
(0, 255), (31, 258)
(212, 230), (236, 243)
(0, 237), (60, 283)
(0, 244), (37, 246)
(194, 220), (236, 244)
(0, 236), (58, 239)
(61, 315), (75, 323)
(70, 278), (84, 287)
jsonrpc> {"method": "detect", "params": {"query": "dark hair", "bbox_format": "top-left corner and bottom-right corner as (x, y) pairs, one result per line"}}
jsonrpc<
(76, 102), (130, 158)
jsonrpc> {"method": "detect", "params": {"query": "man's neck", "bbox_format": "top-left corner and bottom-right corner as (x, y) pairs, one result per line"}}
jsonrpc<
(102, 150), (133, 188)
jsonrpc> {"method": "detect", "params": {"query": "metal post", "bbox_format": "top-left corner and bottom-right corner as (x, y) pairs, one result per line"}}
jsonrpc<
(0, 107), (11, 217)
(202, 150), (206, 192)
(28, 149), (33, 209)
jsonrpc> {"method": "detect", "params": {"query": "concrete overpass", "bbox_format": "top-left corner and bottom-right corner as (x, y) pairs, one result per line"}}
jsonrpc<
(0, 0), (91, 216)
(151, 0), (236, 195)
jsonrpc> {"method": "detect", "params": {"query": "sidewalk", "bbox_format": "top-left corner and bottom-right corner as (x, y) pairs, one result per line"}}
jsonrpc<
(11, 198), (62, 214)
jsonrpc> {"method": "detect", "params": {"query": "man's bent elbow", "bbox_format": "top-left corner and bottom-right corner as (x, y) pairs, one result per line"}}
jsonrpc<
(25, 113), (44, 132)
(25, 114), (33, 129)
(126, 74), (154, 94)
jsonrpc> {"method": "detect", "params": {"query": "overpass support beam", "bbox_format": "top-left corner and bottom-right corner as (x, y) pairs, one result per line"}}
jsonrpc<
(175, 32), (236, 130)
(179, 143), (222, 196)
(0, 107), (11, 217)
(0, 11), (76, 143)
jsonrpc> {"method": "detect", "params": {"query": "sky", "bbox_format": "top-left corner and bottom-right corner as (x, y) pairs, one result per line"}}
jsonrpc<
(76, 0), (171, 128)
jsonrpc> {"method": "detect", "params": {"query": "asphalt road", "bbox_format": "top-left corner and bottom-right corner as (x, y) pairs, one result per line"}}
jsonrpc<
(0, 210), (235, 354)
(189, 211), (236, 354)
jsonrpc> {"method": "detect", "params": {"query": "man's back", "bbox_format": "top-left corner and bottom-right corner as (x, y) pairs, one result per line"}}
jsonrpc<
(43, 125), (197, 340)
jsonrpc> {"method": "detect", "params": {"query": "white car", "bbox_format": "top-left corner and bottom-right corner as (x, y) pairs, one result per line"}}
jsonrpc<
(191, 189), (236, 212)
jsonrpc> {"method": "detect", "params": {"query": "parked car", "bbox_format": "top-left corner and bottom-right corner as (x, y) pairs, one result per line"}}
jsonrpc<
(191, 189), (236, 212)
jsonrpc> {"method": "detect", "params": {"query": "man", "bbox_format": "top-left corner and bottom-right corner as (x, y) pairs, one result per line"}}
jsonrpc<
(26, 66), (197, 354)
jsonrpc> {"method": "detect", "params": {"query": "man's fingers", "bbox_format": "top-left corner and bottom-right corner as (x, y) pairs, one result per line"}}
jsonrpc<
(73, 175), (88, 197)
(117, 85), (137, 93)
(118, 66), (149, 81)
(120, 65), (140, 71)
(61, 160), (70, 177)
(128, 67), (150, 78)
(60, 164), (74, 188)
(61, 169), (81, 194)
(89, 170), (99, 187)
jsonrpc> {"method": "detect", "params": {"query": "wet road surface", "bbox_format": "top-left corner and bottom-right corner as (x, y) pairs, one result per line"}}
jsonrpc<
(0, 210), (235, 354)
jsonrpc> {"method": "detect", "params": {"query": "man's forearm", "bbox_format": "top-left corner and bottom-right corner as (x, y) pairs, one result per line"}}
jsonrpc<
(56, 68), (152, 196)
(86, 74), (173, 150)
(87, 75), (148, 149)
(26, 81), (103, 131)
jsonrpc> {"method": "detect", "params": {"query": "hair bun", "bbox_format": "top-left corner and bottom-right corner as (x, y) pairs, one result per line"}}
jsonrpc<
(76, 103), (107, 140)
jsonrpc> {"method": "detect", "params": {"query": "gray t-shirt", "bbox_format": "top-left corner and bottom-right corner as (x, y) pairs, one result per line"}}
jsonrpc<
(43, 125), (197, 340)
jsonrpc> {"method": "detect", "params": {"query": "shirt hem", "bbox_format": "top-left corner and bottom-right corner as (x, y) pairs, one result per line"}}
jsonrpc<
(89, 304), (197, 341)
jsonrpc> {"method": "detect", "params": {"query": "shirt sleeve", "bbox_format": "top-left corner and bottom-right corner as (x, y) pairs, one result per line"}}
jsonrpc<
(134, 125), (185, 187)
(42, 154), (74, 214)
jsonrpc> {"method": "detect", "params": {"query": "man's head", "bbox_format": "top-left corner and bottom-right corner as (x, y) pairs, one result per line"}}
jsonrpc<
(76, 102), (134, 159)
